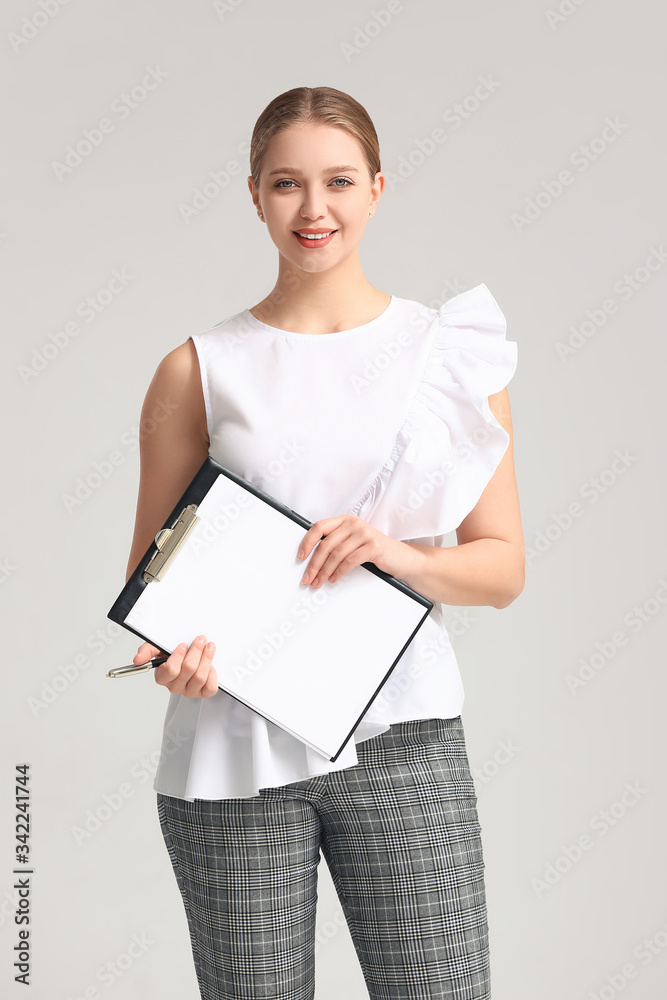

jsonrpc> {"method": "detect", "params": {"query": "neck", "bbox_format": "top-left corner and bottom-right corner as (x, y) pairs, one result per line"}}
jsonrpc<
(250, 254), (390, 334)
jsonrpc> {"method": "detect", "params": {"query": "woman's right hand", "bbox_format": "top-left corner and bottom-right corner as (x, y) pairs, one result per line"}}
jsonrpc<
(133, 635), (218, 698)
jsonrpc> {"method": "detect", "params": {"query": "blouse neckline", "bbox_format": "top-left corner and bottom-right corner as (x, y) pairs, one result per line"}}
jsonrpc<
(243, 295), (397, 339)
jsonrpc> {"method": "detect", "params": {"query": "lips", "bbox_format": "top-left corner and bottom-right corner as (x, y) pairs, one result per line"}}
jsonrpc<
(293, 229), (337, 247)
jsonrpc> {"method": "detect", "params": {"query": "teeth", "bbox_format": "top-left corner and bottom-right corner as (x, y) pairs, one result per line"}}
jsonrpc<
(296, 231), (334, 240)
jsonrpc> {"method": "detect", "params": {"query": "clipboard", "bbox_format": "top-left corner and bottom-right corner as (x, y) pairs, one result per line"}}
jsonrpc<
(108, 456), (434, 761)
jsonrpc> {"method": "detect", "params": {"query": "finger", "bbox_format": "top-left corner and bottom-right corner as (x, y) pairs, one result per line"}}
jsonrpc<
(154, 641), (187, 687)
(310, 556), (342, 586)
(183, 641), (216, 697)
(134, 641), (162, 663)
(308, 535), (360, 586)
(167, 635), (208, 695)
(302, 551), (331, 585)
(300, 526), (350, 583)
(298, 518), (344, 560)
(195, 660), (218, 700)
(179, 634), (207, 673)
(200, 666), (219, 698)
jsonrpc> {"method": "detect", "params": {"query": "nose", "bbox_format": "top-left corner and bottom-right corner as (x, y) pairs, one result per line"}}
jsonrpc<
(299, 189), (328, 222)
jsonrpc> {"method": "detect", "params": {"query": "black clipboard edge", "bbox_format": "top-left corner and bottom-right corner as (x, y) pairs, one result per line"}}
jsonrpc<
(326, 599), (433, 761)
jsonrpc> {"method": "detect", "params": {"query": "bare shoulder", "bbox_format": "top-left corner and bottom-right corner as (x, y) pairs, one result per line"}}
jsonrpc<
(143, 338), (208, 447)
(151, 337), (201, 392)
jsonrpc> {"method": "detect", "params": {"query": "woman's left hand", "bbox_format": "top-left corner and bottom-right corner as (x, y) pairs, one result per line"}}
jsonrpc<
(297, 514), (416, 588)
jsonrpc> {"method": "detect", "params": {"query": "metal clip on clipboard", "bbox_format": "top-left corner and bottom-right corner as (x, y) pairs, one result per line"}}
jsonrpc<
(142, 503), (200, 583)
(106, 503), (200, 678)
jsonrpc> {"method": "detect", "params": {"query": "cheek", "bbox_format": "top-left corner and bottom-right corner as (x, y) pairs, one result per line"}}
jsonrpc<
(339, 213), (369, 242)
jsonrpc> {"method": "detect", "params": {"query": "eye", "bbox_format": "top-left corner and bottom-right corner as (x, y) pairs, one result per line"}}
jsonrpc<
(272, 177), (354, 189)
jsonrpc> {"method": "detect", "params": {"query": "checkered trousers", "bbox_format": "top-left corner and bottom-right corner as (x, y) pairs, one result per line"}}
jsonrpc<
(156, 716), (490, 999)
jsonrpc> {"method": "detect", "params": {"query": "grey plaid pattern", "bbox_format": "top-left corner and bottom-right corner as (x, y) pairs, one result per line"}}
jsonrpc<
(156, 716), (490, 999)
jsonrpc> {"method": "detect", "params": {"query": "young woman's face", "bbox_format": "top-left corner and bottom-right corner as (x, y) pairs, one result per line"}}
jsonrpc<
(250, 124), (382, 273)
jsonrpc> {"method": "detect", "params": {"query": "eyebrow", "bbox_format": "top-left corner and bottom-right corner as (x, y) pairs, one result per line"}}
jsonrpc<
(267, 165), (361, 177)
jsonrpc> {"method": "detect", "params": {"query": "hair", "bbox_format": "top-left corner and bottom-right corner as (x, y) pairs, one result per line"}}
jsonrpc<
(249, 86), (381, 189)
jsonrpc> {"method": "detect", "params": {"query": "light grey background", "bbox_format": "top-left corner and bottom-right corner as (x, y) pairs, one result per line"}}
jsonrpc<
(2, 1), (665, 997)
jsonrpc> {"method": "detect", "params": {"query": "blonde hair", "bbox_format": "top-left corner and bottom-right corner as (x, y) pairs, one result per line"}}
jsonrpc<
(249, 86), (381, 188)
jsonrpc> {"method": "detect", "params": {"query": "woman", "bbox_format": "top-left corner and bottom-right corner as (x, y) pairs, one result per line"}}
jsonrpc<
(126, 86), (524, 1000)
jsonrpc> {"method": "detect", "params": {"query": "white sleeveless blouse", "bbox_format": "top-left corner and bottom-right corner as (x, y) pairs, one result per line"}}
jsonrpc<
(152, 283), (518, 800)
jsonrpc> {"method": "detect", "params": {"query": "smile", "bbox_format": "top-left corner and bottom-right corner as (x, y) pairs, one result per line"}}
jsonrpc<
(294, 230), (336, 240)
(293, 230), (337, 247)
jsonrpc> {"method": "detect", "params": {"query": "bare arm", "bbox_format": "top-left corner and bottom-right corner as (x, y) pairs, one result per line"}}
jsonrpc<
(125, 339), (210, 583)
(397, 387), (525, 608)
(125, 338), (219, 697)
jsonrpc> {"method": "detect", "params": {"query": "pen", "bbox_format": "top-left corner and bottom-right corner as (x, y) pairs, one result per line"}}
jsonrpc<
(106, 654), (170, 678)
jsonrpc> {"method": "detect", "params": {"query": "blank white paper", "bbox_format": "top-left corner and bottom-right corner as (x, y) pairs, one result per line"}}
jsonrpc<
(124, 474), (429, 759)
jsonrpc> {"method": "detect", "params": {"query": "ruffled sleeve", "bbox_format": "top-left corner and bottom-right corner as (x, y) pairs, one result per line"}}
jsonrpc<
(347, 283), (518, 541)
